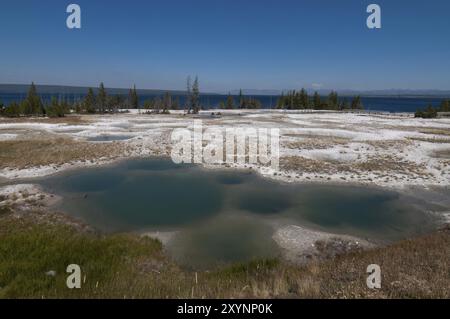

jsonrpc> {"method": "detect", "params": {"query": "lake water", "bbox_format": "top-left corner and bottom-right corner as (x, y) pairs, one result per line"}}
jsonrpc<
(38, 158), (439, 269)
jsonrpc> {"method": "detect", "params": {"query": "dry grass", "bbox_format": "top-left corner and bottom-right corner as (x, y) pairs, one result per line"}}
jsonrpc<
(175, 226), (450, 299)
(408, 137), (450, 144)
(354, 156), (426, 175)
(365, 139), (412, 149)
(432, 149), (450, 159)
(280, 156), (340, 174)
(284, 136), (350, 150)
(0, 136), (128, 169)
(280, 154), (428, 179)
(419, 128), (450, 137)
(0, 115), (90, 125)
(0, 208), (448, 299)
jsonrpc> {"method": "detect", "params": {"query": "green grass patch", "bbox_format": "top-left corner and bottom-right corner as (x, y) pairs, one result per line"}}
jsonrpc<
(0, 217), (163, 298)
(0, 211), (448, 299)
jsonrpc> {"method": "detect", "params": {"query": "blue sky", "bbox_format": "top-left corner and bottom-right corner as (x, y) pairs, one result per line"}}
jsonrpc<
(0, 0), (449, 92)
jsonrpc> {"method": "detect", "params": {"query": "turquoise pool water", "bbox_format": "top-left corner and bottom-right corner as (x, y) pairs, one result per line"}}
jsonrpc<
(39, 158), (439, 268)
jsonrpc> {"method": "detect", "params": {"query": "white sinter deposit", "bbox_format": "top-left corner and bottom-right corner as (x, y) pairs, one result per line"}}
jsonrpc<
(0, 110), (449, 188)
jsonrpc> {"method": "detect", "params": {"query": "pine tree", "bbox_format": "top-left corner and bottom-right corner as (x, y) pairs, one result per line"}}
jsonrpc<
(143, 99), (154, 110)
(108, 95), (123, 113)
(415, 105), (439, 118)
(191, 76), (200, 114)
(84, 88), (96, 113)
(226, 93), (235, 109)
(276, 93), (285, 109)
(299, 88), (309, 109)
(313, 91), (321, 109)
(286, 90), (294, 109)
(128, 89), (133, 108)
(292, 90), (299, 109)
(24, 82), (43, 115)
(186, 76), (192, 113)
(4, 102), (21, 117)
(97, 82), (107, 113)
(60, 98), (69, 116)
(239, 89), (244, 109)
(440, 99), (449, 112)
(163, 92), (172, 113)
(47, 97), (65, 117)
(128, 85), (139, 109)
(327, 91), (339, 110)
(351, 95), (364, 110)
(133, 85), (139, 109)
(339, 99), (350, 110)
(246, 98), (262, 109)
(424, 104), (438, 118)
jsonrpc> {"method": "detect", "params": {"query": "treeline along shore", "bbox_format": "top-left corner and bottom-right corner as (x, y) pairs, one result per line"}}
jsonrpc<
(0, 81), (449, 118)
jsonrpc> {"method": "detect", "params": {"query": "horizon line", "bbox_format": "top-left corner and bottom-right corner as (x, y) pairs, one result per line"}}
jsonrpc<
(1, 82), (450, 96)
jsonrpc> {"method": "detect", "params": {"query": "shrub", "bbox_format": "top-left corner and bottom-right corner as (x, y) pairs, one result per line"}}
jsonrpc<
(415, 104), (438, 118)
(46, 97), (67, 118)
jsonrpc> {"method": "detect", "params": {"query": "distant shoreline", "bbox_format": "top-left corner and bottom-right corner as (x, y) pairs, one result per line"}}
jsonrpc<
(1, 83), (450, 98)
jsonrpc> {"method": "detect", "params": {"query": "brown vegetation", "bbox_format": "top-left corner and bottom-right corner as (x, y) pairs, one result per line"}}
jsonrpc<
(0, 115), (90, 125)
(0, 136), (128, 169)
(284, 136), (350, 150)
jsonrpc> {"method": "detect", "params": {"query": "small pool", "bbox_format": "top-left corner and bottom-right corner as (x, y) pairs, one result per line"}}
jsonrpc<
(55, 129), (85, 134)
(38, 158), (442, 269)
(87, 135), (134, 142)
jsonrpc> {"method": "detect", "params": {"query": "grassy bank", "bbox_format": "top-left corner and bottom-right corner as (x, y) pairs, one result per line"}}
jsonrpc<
(0, 208), (448, 299)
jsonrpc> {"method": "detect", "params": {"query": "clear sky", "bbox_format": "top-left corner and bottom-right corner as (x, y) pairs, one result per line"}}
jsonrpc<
(0, 0), (449, 92)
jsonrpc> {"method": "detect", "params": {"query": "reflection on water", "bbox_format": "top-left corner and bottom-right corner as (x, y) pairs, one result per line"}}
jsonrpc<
(237, 189), (293, 214)
(38, 158), (439, 268)
(167, 215), (279, 269)
(215, 172), (246, 185)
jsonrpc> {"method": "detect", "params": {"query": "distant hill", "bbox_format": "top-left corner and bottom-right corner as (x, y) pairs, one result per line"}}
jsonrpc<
(1, 84), (449, 98)
(331, 89), (450, 98)
(228, 88), (450, 97)
(228, 89), (283, 96)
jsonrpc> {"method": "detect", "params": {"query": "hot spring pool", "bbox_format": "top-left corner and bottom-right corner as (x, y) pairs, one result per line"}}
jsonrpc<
(37, 158), (440, 268)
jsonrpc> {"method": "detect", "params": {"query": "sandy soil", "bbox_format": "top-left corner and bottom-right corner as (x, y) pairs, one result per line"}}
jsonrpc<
(273, 225), (373, 264)
(0, 183), (94, 233)
(0, 183), (58, 209)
